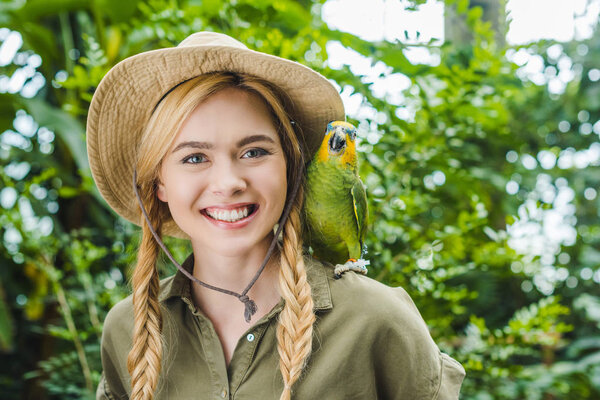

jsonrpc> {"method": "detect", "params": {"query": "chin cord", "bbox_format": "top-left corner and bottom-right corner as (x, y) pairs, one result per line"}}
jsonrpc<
(132, 167), (303, 323)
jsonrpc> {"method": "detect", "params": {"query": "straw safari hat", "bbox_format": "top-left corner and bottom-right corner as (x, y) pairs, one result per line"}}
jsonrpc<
(86, 31), (345, 237)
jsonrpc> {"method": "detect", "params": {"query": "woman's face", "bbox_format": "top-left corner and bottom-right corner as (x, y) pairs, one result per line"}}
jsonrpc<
(157, 87), (287, 258)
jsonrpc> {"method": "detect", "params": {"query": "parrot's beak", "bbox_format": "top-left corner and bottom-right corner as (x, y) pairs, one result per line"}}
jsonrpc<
(328, 129), (346, 154)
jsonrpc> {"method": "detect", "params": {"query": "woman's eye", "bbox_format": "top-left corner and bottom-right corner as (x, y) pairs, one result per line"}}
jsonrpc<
(182, 154), (206, 164)
(242, 148), (269, 159)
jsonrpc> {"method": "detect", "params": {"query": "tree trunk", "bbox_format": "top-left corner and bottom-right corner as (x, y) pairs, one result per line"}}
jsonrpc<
(445, 0), (507, 46)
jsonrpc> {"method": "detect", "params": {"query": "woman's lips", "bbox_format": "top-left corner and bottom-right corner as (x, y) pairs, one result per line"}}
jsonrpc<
(201, 203), (258, 228)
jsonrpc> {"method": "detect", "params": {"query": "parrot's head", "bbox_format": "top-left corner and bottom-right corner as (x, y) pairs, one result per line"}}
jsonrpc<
(316, 121), (358, 168)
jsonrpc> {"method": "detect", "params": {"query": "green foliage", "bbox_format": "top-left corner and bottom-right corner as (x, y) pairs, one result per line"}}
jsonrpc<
(1, 0), (599, 399)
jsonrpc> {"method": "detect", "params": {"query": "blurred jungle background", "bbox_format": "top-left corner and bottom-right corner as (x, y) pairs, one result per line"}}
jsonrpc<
(1, 0), (599, 398)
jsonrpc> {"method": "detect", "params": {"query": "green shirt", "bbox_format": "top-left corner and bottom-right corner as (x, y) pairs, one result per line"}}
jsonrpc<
(97, 255), (465, 399)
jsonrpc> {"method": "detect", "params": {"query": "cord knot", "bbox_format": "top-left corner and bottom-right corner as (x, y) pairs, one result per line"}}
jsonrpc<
(239, 295), (258, 323)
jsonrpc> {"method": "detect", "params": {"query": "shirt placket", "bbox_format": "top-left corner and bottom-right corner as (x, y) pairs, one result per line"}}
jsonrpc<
(182, 296), (231, 399)
(227, 320), (271, 399)
(182, 293), (284, 399)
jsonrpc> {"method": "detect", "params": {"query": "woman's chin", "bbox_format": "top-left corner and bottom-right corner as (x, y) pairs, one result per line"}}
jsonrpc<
(187, 231), (275, 259)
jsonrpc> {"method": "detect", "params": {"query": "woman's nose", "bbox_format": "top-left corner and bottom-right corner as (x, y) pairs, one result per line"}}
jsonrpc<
(209, 161), (247, 196)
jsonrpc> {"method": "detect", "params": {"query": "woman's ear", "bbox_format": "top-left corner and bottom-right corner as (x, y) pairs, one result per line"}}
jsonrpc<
(157, 177), (168, 202)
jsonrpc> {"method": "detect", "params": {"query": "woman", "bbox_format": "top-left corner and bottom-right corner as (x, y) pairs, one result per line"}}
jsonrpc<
(87, 32), (464, 400)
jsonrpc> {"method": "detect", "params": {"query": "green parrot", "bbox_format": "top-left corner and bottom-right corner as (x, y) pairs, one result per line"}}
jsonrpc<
(303, 121), (369, 278)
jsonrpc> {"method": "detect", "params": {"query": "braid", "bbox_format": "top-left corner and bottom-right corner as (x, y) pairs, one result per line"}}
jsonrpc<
(276, 191), (316, 400)
(127, 186), (164, 400)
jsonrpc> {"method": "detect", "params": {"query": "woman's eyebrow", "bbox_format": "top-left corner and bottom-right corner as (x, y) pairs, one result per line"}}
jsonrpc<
(237, 134), (275, 147)
(171, 141), (213, 153)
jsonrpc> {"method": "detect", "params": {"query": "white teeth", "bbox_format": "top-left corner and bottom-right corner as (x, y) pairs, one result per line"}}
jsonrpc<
(206, 206), (252, 222)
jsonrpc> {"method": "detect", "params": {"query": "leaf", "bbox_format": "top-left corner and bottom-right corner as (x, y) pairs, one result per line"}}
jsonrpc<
(0, 93), (22, 130)
(22, 98), (89, 176)
(580, 246), (600, 268)
(14, 0), (90, 21)
(18, 22), (60, 65)
(0, 281), (14, 351)
(94, 0), (141, 23)
(325, 29), (421, 76)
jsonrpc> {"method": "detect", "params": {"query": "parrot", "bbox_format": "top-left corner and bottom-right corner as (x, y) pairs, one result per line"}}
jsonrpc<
(303, 121), (369, 278)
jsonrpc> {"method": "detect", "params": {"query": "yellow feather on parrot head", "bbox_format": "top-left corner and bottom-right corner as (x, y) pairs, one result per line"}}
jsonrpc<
(316, 121), (358, 168)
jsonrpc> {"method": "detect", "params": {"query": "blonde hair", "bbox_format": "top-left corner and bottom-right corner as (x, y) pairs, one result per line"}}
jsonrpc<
(129, 72), (315, 400)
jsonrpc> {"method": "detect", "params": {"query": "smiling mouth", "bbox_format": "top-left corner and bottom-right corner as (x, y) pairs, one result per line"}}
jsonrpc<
(202, 204), (258, 223)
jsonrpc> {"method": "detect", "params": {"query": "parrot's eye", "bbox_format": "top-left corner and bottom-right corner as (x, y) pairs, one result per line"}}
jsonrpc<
(346, 128), (356, 141)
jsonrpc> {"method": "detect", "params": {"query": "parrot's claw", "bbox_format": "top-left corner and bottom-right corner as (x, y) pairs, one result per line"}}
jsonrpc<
(334, 258), (370, 279)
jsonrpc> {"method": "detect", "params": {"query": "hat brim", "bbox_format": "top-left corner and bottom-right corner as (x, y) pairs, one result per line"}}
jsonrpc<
(87, 42), (345, 238)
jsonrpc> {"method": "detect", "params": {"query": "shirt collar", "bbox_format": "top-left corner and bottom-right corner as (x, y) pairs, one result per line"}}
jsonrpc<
(158, 253), (333, 311)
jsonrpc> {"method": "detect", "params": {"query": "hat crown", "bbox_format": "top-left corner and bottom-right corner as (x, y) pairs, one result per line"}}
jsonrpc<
(178, 31), (248, 50)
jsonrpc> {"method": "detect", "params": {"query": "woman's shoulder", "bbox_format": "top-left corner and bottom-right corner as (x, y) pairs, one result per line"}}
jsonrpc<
(102, 293), (134, 342)
(102, 274), (178, 337)
(318, 260), (428, 330)
(306, 258), (465, 399)
(323, 265), (440, 355)
(307, 257), (439, 354)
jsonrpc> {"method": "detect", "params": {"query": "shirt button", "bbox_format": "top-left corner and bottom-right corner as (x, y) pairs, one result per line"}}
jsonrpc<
(246, 333), (255, 342)
(220, 388), (228, 398)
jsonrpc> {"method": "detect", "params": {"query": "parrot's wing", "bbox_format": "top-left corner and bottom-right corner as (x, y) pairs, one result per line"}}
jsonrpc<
(351, 179), (368, 250)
